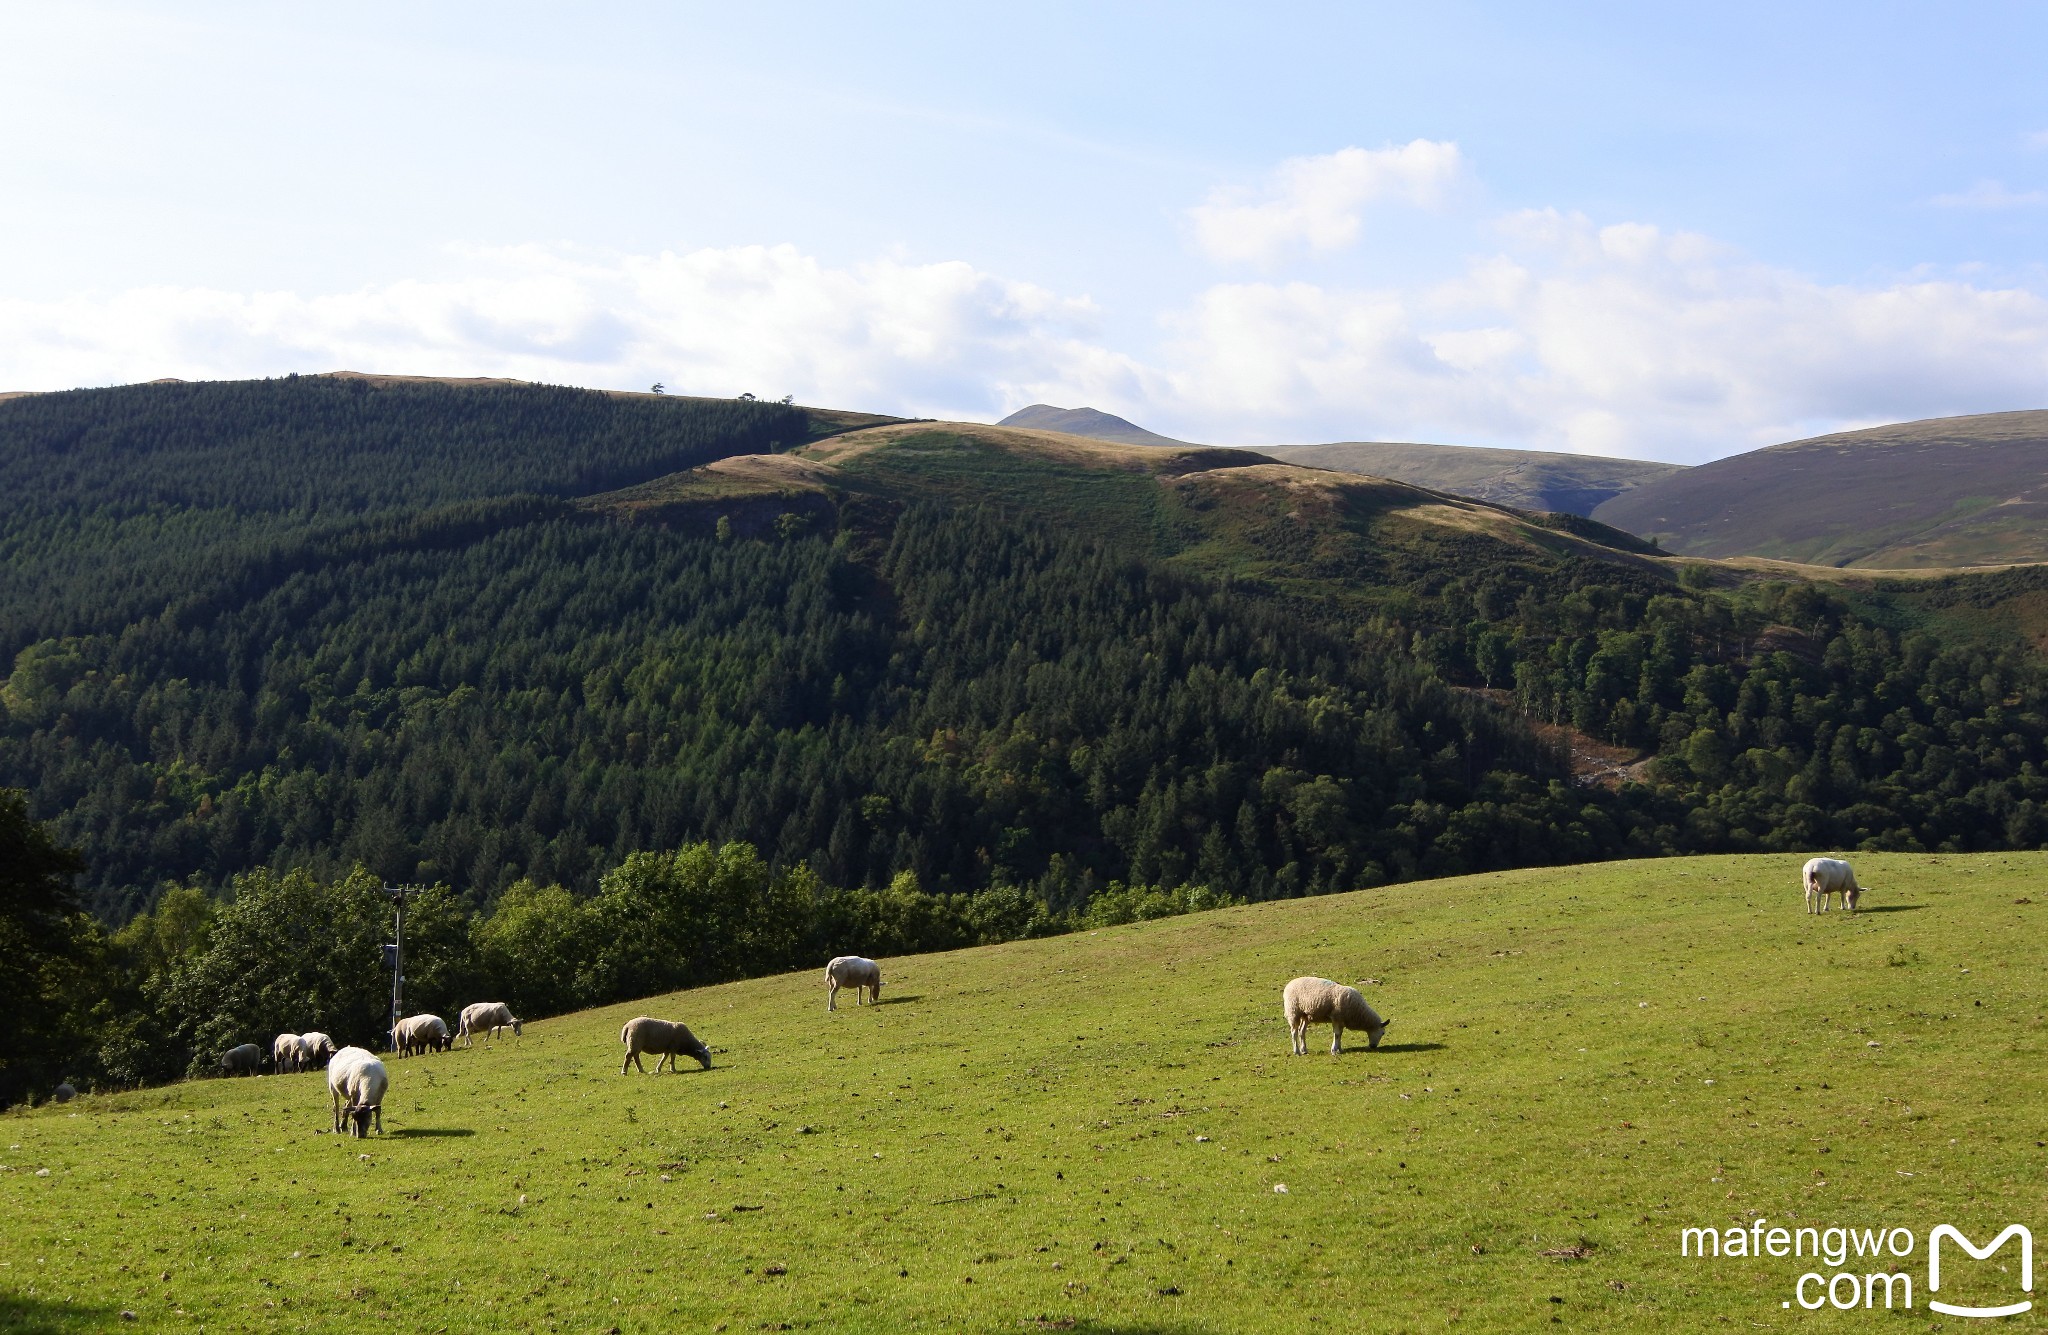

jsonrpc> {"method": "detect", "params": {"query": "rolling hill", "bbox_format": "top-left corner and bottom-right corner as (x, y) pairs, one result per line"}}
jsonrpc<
(7, 377), (2048, 933)
(9, 375), (2048, 1124)
(1592, 409), (2048, 567)
(1262, 441), (1685, 518)
(5, 851), (2040, 1332)
(986, 405), (1685, 518)
(994, 403), (1196, 448)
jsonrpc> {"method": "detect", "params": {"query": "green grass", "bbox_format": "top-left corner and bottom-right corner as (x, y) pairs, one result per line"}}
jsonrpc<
(6, 853), (2044, 1332)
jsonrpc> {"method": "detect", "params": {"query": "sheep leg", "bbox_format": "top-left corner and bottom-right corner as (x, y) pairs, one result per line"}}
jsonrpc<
(656, 1051), (673, 1074)
(622, 1049), (639, 1075)
(1330, 1022), (1344, 1055)
(828, 981), (839, 1012)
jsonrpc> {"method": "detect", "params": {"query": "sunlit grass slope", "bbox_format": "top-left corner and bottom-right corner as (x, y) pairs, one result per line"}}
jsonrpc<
(6, 853), (2044, 1333)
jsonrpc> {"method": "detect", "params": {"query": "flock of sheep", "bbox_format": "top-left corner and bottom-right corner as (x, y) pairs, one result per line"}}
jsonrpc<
(211, 860), (1872, 1135)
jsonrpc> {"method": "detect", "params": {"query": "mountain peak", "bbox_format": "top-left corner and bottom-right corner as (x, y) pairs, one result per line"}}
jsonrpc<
(995, 404), (1194, 448)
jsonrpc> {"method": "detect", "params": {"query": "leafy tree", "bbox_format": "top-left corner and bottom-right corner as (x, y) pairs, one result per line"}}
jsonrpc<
(0, 788), (93, 1104)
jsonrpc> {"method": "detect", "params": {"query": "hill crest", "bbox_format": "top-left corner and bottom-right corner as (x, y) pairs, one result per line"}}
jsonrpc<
(995, 403), (1195, 447)
(1592, 408), (2048, 567)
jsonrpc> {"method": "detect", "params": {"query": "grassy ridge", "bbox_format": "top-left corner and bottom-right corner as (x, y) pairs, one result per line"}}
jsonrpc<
(5, 853), (2044, 1333)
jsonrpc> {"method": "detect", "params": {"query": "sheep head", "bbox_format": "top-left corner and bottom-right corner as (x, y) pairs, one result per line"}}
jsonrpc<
(688, 1041), (713, 1071)
(1365, 1018), (1391, 1050)
(348, 1103), (378, 1137)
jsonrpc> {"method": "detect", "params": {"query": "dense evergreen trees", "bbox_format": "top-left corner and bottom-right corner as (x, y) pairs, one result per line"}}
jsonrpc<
(4, 376), (2046, 1100)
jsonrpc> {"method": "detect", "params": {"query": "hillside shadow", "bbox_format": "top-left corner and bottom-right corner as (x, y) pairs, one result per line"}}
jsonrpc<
(1853, 905), (1925, 914)
(388, 1127), (475, 1138)
(0, 1291), (124, 1332)
(1370, 1042), (1448, 1055)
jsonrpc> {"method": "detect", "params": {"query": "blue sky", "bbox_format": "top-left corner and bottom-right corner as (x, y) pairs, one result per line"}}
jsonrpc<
(3, 1), (2046, 459)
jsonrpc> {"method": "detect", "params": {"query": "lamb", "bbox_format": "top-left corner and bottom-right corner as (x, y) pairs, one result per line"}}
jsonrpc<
(1803, 857), (1866, 914)
(458, 1002), (522, 1046)
(620, 1017), (713, 1074)
(1282, 977), (1390, 1056)
(273, 1033), (307, 1074)
(825, 956), (882, 1011)
(391, 1014), (448, 1057)
(326, 1046), (387, 1137)
(298, 1032), (337, 1068)
(220, 1042), (265, 1076)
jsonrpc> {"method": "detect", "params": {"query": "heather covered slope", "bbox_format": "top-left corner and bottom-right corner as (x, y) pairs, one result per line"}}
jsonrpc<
(1592, 410), (2048, 567)
(3, 851), (2040, 1332)
(1263, 440), (1684, 517)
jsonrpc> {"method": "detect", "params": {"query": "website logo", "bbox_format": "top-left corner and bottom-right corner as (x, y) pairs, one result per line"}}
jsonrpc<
(1928, 1224), (2032, 1319)
(1678, 1218), (2034, 1316)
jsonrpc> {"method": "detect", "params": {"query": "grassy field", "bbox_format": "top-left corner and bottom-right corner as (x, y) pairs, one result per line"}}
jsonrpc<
(5, 852), (2044, 1333)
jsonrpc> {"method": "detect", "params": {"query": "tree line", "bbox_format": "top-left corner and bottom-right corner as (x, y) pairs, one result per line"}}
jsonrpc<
(3, 801), (1230, 1104)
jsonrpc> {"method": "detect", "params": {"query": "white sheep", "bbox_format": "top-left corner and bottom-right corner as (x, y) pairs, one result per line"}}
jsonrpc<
(298, 1032), (337, 1068)
(326, 1046), (388, 1137)
(273, 1033), (307, 1074)
(1803, 857), (1865, 914)
(458, 1002), (522, 1047)
(1282, 977), (1390, 1055)
(220, 1042), (265, 1076)
(825, 956), (882, 1012)
(391, 1014), (448, 1057)
(620, 1017), (713, 1074)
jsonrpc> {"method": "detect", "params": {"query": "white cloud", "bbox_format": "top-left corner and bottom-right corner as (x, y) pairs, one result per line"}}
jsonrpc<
(6, 214), (2048, 464)
(0, 244), (1146, 422)
(1153, 210), (2048, 459)
(1188, 141), (1466, 265)
(1930, 179), (2048, 209)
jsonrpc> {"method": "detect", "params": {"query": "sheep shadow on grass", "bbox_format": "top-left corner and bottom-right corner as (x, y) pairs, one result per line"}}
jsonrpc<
(387, 1127), (477, 1138)
(1367, 1041), (1447, 1055)
(0, 1290), (126, 1332)
(873, 994), (922, 1006)
(1852, 904), (1925, 914)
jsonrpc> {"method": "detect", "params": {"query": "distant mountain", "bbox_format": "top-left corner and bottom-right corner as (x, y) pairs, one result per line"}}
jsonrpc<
(1592, 410), (2048, 567)
(1263, 441), (1684, 518)
(996, 403), (1195, 447)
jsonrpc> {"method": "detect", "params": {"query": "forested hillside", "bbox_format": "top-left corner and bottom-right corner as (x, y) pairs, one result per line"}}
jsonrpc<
(4, 380), (2048, 1096)
(5, 385), (2047, 925)
(0, 375), (834, 657)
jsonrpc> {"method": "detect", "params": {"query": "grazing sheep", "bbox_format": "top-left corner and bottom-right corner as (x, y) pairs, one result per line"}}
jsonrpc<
(1282, 977), (1390, 1056)
(273, 1033), (307, 1074)
(391, 1014), (448, 1057)
(1803, 857), (1866, 914)
(298, 1032), (337, 1068)
(825, 956), (882, 1012)
(620, 1016), (712, 1074)
(220, 1043), (265, 1076)
(51, 1080), (77, 1104)
(326, 1046), (387, 1137)
(457, 1002), (522, 1047)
